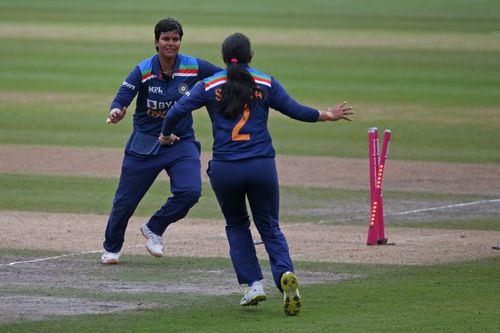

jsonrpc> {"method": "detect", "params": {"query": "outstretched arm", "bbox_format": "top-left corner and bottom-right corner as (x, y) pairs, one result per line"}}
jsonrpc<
(159, 82), (207, 145)
(269, 78), (353, 122)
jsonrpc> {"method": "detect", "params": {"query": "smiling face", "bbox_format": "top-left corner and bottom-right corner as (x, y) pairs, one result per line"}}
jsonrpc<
(155, 31), (181, 60)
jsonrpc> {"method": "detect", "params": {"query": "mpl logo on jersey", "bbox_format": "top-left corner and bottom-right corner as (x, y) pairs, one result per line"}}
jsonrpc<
(149, 86), (164, 95)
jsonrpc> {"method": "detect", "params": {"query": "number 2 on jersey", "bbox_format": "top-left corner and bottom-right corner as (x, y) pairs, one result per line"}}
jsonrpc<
(231, 104), (251, 141)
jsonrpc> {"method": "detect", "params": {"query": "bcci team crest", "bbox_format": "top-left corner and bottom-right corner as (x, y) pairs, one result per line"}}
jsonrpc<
(178, 83), (189, 95)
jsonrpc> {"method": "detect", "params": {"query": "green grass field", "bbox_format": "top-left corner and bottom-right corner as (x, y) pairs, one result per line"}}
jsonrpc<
(1, 0), (500, 331)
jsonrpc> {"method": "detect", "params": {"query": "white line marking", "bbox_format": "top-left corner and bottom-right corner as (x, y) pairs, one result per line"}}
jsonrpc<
(333, 198), (500, 223)
(388, 198), (500, 216)
(0, 245), (143, 267)
(0, 250), (102, 267)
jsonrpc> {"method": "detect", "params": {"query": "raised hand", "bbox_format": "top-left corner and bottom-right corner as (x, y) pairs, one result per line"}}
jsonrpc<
(321, 101), (354, 122)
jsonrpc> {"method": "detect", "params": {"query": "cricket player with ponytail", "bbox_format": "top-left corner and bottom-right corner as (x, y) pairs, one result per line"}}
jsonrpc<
(159, 32), (353, 315)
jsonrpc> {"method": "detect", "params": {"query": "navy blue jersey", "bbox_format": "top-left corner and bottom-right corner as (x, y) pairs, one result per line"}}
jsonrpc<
(161, 66), (320, 161)
(111, 53), (221, 154)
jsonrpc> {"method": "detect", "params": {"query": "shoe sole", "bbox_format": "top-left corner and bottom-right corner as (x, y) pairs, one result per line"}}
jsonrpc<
(241, 294), (267, 306)
(281, 272), (302, 316)
(101, 258), (119, 265)
(140, 226), (163, 258)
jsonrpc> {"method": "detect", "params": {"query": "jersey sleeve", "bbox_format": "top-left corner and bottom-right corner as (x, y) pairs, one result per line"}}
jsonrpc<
(109, 66), (141, 112)
(161, 81), (207, 135)
(196, 58), (223, 79)
(268, 77), (320, 122)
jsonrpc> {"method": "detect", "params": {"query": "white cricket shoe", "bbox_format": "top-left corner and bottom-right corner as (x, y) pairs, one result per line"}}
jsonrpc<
(140, 223), (164, 257)
(281, 271), (302, 316)
(240, 280), (267, 306)
(101, 251), (120, 265)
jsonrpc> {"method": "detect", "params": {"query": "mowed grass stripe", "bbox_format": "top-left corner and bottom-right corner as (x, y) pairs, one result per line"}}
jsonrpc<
(2, 23), (500, 51)
(2, 38), (500, 108)
(2, 91), (500, 128)
(1, 0), (500, 33)
(1, 94), (500, 162)
(1, 173), (499, 229)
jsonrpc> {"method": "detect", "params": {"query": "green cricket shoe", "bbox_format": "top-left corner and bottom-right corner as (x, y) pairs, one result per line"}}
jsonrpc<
(280, 271), (302, 316)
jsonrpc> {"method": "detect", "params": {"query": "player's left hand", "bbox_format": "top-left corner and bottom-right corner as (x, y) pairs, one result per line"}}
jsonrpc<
(323, 101), (354, 121)
(159, 133), (180, 146)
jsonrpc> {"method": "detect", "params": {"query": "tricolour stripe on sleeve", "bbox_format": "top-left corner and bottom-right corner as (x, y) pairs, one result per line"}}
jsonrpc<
(204, 68), (272, 91)
(248, 68), (272, 87)
(204, 73), (227, 91)
(173, 55), (199, 77)
(137, 56), (157, 83)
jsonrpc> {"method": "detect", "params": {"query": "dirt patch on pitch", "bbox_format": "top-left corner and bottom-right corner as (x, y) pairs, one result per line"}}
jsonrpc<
(2, 211), (499, 323)
(0, 296), (148, 324)
(1, 211), (499, 266)
(0, 213), (354, 323)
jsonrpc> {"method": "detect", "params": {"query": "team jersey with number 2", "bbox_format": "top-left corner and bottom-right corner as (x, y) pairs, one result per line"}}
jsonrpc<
(162, 67), (320, 161)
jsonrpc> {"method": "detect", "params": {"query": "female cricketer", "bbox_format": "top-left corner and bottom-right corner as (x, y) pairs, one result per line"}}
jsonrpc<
(159, 33), (353, 315)
(101, 18), (221, 264)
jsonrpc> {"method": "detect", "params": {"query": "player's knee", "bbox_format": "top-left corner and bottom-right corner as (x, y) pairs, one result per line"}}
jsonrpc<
(225, 217), (251, 228)
(183, 189), (201, 207)
(112, 197), (136, 214)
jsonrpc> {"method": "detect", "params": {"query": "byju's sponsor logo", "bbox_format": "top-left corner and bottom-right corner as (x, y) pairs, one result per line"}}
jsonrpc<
(122, 81), (135, 90)
(149, 86), (164, 94)
(147, 99), (157, 110)
(146, 99), (175, 110)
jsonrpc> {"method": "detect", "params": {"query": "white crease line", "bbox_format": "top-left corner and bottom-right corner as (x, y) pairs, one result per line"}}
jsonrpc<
(0, 250), (102, 267)
(388, 198), (500, 216)
(333, 198), (500, 223)
(0, 245), (143, 267)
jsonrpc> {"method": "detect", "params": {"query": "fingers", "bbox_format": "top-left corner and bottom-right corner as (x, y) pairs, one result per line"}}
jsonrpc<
(338, 101), (353, 120)
(343, 108), (354, 116)
(323, 101), (354, 122)
(107, 109), (119, 124)
(107, 107), (127, 124)
(341, 109), (354, 121)
(158, 133), (180, 146)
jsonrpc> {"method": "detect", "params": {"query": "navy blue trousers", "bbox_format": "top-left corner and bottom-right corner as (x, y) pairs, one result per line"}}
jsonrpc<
(103, 139), (201, 253)
(207, 157), (294, 291)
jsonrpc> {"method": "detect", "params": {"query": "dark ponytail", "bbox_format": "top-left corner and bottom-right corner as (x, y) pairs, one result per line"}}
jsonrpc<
(219, 33), (256, 120)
